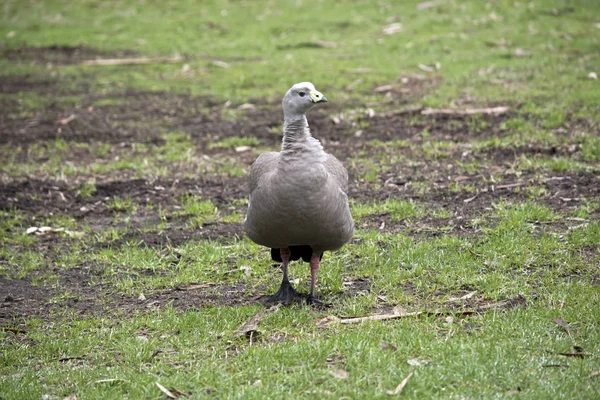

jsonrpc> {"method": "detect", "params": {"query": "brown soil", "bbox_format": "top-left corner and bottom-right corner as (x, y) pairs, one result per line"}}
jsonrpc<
(1, 46), (599, 322)
(1, 45), (138, 65)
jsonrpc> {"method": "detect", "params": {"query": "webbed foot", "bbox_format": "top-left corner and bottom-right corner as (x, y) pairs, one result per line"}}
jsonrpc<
(268, 280), (304, 305)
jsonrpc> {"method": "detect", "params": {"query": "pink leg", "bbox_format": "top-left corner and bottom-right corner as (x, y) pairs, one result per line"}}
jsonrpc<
(280, 248), (291, 283)
(308, 253), (322, 302)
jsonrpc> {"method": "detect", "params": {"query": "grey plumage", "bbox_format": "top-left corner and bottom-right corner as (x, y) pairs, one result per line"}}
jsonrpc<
(244, 82), (353, 304)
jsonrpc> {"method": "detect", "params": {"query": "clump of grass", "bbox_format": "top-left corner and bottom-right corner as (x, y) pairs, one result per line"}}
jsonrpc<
(107, 197), (137, 213)
(160, 132), (195, 162)
(180, 195), (218, 228)
(76, 182), (97, 198)
(581, 135), (600, 162)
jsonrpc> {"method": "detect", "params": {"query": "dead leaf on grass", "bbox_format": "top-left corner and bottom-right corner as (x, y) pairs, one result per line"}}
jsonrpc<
(329, 368), (349, 379)
(382, 23), (403, 35)
(380, 342), (397, 352)
(552, 317), (573, 336)
(155, 383), (178, 398)
(316, 315), (340, 328)
(417, 63), (436, 72)
(463, 194), (478, 203)
(373, 84), (397, 93)
(63, 395), (78, 400)
(446, 291), (478, 302)
(26, 226), (84, 238)
(211, 60), (230, 69)
(386, 372), (413, 395)
(514, 48), (532, 57)
(95, 378), (126, 384)
(407, 359), (431, 366)
(417, 1), (445, 10)
(591, 371), (600, 378)
(234, 305), (279, 340)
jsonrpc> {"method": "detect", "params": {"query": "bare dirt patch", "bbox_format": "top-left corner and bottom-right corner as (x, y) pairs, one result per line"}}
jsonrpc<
(0, 271), (260, 321)
(1, 45), (137, 65)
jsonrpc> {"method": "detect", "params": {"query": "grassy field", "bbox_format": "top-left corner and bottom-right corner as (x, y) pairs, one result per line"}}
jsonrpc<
(1, 0), (599, 398)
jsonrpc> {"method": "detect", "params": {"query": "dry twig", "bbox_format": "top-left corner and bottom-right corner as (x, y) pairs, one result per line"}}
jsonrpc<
(82, 56), (184, 66)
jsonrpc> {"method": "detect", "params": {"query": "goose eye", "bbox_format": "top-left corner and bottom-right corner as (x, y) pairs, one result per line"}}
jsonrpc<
(298, 92), (306, 97)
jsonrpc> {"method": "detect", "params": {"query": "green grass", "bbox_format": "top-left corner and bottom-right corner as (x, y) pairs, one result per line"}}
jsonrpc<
(1, 0), (600, 399)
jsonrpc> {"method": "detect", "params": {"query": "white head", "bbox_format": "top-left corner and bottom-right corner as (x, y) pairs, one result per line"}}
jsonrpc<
(282, 82), (328, 120)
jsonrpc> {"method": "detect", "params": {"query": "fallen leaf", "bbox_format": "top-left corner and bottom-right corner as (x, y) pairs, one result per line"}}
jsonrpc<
(553, 317), (573, 335)
(514, 48), (532, 57)
(386, 372), (413, 395)
(373, 84), (397, 93)
(169, 387), (191, 397)
(446, 291), (477, 302)
(95, 378), (125, 384)
(329, 368), (349, 379)
(57, 114), (76, 125)
(407, 359), (431, 366)
(591, 370), (600, 378)
(382, 23), (403, 35)
(418, 63), (435, 72)
(211, 60), (230, 69)
(63, 395), (77, 400)
(380, 342), (397, 351)
(156, 382), (176, 399)
(234, 305), (279, 339)
(463, 194), (478, 203)
(316, 315), (340, 328)
(417, 1), (445, 10)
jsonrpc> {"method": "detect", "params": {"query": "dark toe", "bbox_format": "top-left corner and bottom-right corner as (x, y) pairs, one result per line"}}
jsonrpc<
(268, 281), (305, 305)
(307, 295), (331, 308)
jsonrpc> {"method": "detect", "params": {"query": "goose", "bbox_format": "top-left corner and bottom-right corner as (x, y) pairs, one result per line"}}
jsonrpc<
(244, 82), (354, 305)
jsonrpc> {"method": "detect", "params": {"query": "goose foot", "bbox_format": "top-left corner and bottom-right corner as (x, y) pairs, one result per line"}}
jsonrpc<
(307, 295), (331, 308)
(269, 280), (304, 305)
